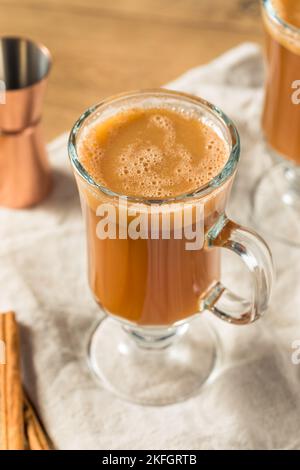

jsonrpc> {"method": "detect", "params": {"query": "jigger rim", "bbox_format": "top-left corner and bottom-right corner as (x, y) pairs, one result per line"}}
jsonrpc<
(0, 35), (52, 91)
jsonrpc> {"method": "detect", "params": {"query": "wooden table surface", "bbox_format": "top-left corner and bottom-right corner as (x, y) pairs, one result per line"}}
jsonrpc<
(0, 0), (263, 140)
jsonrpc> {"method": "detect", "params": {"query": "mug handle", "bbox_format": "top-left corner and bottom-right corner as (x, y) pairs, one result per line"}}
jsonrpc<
(203, 215), (274, 325)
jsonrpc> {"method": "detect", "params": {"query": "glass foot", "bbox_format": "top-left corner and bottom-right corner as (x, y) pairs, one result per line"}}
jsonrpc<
(252, 163), (300, 247)
(87, 315), (220, 406)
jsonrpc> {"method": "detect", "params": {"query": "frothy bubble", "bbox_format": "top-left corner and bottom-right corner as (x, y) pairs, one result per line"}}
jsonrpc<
(79, 107), (228, 198)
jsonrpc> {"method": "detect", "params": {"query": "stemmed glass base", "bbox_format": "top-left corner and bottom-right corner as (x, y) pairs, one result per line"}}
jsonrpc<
(252, 162), (300, 247)
(88, 314), (221, 406)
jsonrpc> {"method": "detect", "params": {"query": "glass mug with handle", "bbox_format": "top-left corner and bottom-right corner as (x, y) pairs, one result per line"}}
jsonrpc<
(69, 90), (273, 405)
(254, 0), (300, 245)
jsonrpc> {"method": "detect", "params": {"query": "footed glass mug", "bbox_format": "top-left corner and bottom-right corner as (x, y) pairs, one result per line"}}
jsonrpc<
(69, 90), (273, 405)
(254, 0), (300, 245)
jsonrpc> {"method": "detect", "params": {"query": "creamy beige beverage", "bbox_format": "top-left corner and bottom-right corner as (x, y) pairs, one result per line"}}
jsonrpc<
(80, 107), (227, 198)
(78, 107), (230, 326)
(262, 0), (300, 163)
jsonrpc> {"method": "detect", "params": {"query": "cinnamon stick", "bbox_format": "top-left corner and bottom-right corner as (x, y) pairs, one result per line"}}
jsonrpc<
(23, 391), (51, 450)
(0, 312), (24, 449)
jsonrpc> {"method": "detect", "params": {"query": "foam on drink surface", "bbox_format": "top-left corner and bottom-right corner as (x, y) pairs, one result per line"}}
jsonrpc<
(271, 0), (300, 29)
(265, 1), (300, 54)
(79, 107), (228, 198)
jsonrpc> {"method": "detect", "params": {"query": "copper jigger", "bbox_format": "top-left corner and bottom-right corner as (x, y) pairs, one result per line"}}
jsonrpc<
(0, 37), (52, 209)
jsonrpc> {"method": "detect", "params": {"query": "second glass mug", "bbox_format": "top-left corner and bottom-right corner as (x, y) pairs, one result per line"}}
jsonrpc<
(69, 90), (273, 405)
(254, 0), (300, 245)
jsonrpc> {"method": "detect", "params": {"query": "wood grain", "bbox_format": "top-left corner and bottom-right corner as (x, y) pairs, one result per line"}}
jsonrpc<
(0, 312), (24, 450)
(0, 0), (263, 140)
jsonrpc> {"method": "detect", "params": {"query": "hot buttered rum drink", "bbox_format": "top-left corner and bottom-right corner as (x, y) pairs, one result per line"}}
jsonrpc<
(262, 0), (300, 164)
(77, 106), (230, 326)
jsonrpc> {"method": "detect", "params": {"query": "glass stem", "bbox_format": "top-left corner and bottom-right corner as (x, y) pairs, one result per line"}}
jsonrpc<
(123, 323), (189, 350)
(282, 163), (300, 205)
